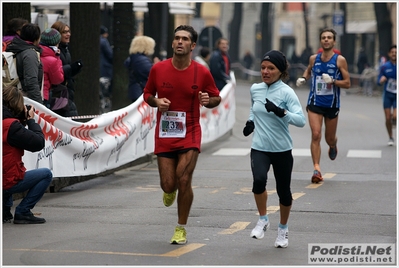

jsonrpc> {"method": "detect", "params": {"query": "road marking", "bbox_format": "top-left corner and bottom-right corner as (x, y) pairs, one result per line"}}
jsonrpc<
(160, 243), (206, 257)
(306, 173), (336, 188)
(292, 192), (305, 199)
(5, 244), (206, 258)
(347, 150), (381, 158)
(218, 222), (251, 234)
(292, 148), (311, 156)
(212, 148), (250, 156)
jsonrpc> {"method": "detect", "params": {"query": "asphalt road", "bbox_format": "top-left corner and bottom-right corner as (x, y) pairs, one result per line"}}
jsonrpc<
(2, 79), (397, 267)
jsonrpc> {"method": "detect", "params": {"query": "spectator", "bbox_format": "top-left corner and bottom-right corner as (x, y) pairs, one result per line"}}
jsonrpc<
(360, 64), (376, 97)
(2, 17), (28, 52)
(209, 37), (231, 91)
(2, 85), (53, 224)
(51, 21), (83, 117)
(243, 50), (254, 80)
(5, 23), (43, 104)
(39, 28), (64, 109)
(100, 26), (113, 98)
(357, 47), (368, 74)
(194, 47), (211, 69)
(124, 35), (159, 103)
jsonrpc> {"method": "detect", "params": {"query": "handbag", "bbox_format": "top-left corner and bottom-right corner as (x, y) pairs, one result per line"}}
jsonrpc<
(50, 84), (69, 111)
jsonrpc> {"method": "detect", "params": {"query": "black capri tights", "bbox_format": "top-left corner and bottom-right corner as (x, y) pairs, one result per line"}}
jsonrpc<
(250, 149), (293, 206)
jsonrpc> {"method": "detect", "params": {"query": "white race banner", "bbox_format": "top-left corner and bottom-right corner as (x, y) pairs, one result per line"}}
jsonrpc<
(22, 72), (236, 178)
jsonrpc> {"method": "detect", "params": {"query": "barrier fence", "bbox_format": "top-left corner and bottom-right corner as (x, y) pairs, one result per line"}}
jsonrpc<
(22, 72), (236, 178)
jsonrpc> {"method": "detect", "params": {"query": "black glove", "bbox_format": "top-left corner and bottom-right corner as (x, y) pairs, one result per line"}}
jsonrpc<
(243, 120), (255, 136)
(70, 59), (83, 76)
(265, 98), (285, 118)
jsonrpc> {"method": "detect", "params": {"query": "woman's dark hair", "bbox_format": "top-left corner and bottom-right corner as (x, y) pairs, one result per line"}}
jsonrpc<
(19, 23), (41, 42)
(3, 85), (24, 118)
(5, 18), (29, 36)
(174, 25), (198, 43)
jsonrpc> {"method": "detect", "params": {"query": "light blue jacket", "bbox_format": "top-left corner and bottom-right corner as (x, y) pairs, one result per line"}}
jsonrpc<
(247, 80), (306, 152)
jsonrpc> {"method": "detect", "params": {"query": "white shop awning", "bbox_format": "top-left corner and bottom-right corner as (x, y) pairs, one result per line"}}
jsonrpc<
(346, 20), (376, 34)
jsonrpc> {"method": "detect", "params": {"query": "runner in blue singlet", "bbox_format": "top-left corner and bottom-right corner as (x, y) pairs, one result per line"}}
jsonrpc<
(296, 28), (351, 184)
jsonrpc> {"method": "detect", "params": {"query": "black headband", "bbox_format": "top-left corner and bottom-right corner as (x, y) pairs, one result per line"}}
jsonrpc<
(261, 50), (287, 73)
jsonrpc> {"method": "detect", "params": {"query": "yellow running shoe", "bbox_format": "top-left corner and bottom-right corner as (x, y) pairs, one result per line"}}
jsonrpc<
(170, 226), (187, 244)
(163, 190), (177, 207)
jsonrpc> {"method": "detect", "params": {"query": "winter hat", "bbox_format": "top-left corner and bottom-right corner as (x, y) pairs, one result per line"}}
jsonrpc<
(40, 28), (61, 46)
(261, 50), (287, 73)
(100, 26), (108, 35)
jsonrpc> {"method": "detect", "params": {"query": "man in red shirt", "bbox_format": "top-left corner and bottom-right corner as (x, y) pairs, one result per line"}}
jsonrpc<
(143, 25), (221, 245)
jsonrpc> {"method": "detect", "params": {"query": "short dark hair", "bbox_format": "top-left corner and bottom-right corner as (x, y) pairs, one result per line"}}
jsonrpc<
(5, 18), (29, 36)
(319, 28), (337, 41)
(200, 47), (210, 58)
(174, 25), (198, 43)
(389, 44), (397, 52)
(19, 23), (41, 42)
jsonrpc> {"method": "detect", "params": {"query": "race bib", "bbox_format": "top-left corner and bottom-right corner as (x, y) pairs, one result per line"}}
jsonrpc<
(386, 78), (397, 94)
(315, 76), (334, 95)
(159, 111), (186, 138)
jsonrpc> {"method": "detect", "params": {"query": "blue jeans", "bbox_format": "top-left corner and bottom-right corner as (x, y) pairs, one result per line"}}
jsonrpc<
(3, 168), (53, 215)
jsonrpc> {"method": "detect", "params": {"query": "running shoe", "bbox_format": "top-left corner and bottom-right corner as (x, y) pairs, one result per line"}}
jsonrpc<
(274, 227), (289, 248)
(328, 145), (338, 160)
(388, 138), (394, 146)
(250, 219), (270, 239)
(170, 226), (187, 244)
(311, 170), (323, 183)
(163, 190), (177, 207)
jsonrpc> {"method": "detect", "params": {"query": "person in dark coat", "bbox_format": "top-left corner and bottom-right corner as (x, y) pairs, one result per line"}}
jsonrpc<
(209, 37), (231, 91)
(51, 21), (83, 117)
(2, 85), (53, 224)
(243, 50), (254, 80)
(100, 26), (113, 97)
(124, 35), (159, 103)
(5, 23), (43, 104)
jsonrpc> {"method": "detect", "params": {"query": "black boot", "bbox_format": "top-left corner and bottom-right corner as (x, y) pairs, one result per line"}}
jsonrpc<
(3, 206), (13, 223)
(13, 212), (46, 224)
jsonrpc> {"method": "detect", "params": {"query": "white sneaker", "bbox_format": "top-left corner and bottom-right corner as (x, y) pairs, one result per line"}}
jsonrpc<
(388, 138), (394, 146)
(250, 219), (270, 239)
(274, 227), (289, 248)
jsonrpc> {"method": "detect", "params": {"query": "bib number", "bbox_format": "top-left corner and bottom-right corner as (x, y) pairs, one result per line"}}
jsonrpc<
(160, 111), (186, 138)
(316, 76), (334, 95)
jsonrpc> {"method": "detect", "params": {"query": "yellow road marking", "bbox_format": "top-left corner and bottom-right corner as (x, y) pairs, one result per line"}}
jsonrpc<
(218, 221), (251, 234)
(306, 183), (323, 189)
(160, 243), (206, 257)
(5, 244), (206, 258)
(266, 205), (280, 214)
(323, 173), (336, 179)
(292, 192), (305, 200)
(306, 173), (336, 188)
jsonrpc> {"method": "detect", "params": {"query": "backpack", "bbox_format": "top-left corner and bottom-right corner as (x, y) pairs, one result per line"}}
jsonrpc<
(2, 51), (22, 89)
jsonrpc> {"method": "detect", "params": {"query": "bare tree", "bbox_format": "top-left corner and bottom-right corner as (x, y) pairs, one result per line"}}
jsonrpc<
(374, 3), (393, 58)
(260, 3), (272, 54)
(111, 3), (135, 110)
(229, 3), (242, 62)
(302, 3), (309, 49)
(2, 3), (30, 32)
(147, 3), (169, 59)
(69, 3), (100, 117)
